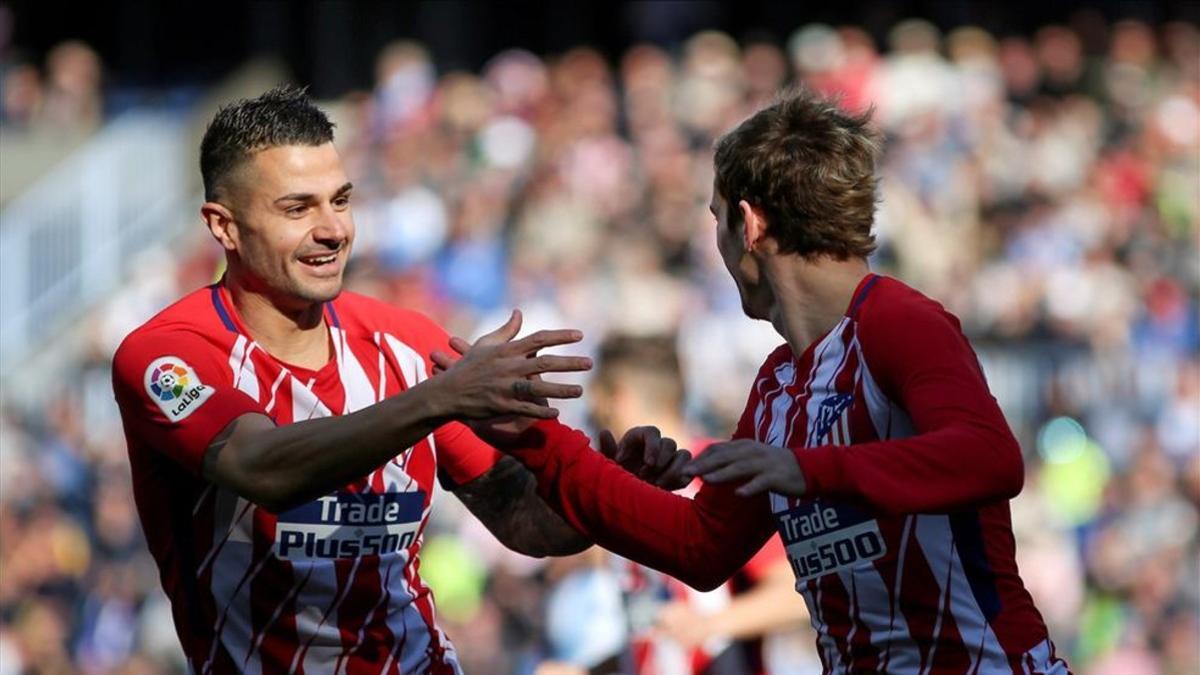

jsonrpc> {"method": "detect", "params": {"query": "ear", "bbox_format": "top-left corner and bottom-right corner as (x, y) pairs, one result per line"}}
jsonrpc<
(201, 201), (238, 252)
(737, 200), (768, 252)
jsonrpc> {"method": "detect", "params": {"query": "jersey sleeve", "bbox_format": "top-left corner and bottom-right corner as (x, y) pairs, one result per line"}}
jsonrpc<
(503, 419), (776, 591)
(397, 310), (502, 487)
(791, 289), (1025, 514)
(434, 422), (502, 487)
(740, 534), (787, 582)
(112, 330), (267, 476)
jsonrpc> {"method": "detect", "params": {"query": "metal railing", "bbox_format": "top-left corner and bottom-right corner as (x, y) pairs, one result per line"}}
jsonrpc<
(0, 112), (193, 379)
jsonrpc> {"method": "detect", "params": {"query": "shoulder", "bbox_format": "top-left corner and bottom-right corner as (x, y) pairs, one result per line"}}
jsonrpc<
(853, 275), (982, 388)
(112, 287), (235, 388)
(114, 287), (231, 363)
(756, 343), (797, 379)
(855, 276), (964, 341)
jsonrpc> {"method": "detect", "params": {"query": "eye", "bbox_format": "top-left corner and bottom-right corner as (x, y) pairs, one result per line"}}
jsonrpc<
(286, 205), (308, 216)
(333, 195), (351, 209)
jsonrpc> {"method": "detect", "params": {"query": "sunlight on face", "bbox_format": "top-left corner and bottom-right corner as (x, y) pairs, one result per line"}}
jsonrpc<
(226, 143), (356, 310)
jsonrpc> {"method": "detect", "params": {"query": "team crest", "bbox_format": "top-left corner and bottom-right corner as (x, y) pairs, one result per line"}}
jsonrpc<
(813, 393), (854, 442)
(144, 356), (213, 422)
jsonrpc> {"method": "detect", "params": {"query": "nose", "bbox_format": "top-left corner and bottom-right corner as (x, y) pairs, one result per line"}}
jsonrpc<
(311, 207), (351, 248)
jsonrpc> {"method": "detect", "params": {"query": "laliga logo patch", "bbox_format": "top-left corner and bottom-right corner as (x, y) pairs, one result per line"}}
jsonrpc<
(144, 356), (212, 422)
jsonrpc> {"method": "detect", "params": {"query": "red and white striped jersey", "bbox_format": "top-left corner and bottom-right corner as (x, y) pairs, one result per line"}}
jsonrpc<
(112, 281), (500, 675)
(746, 274), (1066, 673)
(504, 274), (1071, 675)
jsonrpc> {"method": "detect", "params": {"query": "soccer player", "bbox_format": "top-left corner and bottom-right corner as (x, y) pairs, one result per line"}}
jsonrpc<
(454, 91), (1071, 673)
(110, 86), (665, 674)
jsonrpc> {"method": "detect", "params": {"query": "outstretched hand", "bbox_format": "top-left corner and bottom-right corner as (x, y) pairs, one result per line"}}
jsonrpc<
(427, 310), (592, 422)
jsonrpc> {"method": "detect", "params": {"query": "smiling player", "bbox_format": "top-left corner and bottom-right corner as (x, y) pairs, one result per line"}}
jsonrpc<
(112, 86), (611, 674)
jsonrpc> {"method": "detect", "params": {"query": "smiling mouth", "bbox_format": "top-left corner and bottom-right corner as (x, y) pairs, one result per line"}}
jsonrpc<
(298, 251), (340, 268)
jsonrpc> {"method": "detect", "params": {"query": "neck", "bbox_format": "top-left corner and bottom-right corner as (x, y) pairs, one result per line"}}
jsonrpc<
(224, 269), (331, 369)
(763, 255), (871, 356)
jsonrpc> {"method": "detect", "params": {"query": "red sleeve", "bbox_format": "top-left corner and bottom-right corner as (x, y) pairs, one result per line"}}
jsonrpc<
(740, 534), (787, 582)
(434, 422), (502, 486)
(112, 330), (266, 476)
(793, 289), (1024, 514)
(399, 310), (502, 486)
(504, 419), (775, 591)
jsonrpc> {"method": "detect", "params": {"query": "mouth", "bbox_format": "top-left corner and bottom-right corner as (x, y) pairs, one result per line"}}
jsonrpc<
(297, 250), (343, 276)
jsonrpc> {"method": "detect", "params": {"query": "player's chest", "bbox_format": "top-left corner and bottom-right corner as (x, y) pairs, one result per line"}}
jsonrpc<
(226, 333), (427, 424)
(750, 360), (866, 451)
(754, 362), (888, 583)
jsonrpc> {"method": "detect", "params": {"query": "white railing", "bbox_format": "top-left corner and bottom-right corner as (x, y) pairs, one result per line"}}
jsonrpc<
(0, 112), (192, 378)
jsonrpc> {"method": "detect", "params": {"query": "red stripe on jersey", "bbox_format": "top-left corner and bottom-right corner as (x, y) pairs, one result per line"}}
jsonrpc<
(246, 508), (301, 672)
(332, 554), (384, 669)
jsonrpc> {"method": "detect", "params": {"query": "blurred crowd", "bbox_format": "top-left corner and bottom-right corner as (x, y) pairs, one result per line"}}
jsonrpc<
(1, 11), (1198, 675)
(0, 0), (102, 133)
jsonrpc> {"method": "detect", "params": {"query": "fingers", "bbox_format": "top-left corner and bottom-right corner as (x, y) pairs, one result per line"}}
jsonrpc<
(507, 329), (585, 356)
(476, 310), (523, 347)
(735, 474), (774, 497)
(681, 443), (742, 479)
(656, 450), (693, 490)
(505, 400), (560, 420)
(523, 379), (584, 400)
(619, 426), (661, 470)
(448, 336), (471, 356)
(598, 429), (619, 460)
(698, 458), (764, 484)
(645, 435), (675, 472)
(517, 354), (594, 376)
(430, 350), (455, 372)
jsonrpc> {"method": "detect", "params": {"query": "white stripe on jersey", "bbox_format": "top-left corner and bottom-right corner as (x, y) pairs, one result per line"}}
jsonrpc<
(287, 563), (344, 675)
(1023, 638), (1070, 675)
(373, 333), (388, 403)
(331, 327), (378, 413)
(382, 334), (439, 467)
(753, 360), (791, 439)
(858, 357), (919, 673)
(379, 577), (437, 674)
(289, 557), (365, 675)
(291, 377), (332, 422)
(912, 515), (1008, 674)
(228, 335), (261, 402)
(264, 369), (288, 414)
(786, 323), (847, 670)
(875, 515), (919, 674)
(203, 489), (269, 675)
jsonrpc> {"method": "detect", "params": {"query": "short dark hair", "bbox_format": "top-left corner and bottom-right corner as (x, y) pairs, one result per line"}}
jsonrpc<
(594, 333), (685, 409)
(200, 84), (335, 201)
(713, 89), (880, 260)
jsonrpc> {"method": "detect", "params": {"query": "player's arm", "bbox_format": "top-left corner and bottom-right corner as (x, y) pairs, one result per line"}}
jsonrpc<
(448, 454), (590, 557)
(442, 425), (692, 558)
(689, 294), (1024, 514)
(117, 312), (592, 513)
(477, 418), (776, 591)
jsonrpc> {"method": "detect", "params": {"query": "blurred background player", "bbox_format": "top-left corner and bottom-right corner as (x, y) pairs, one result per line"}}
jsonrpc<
(536, 334), (817, 675)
